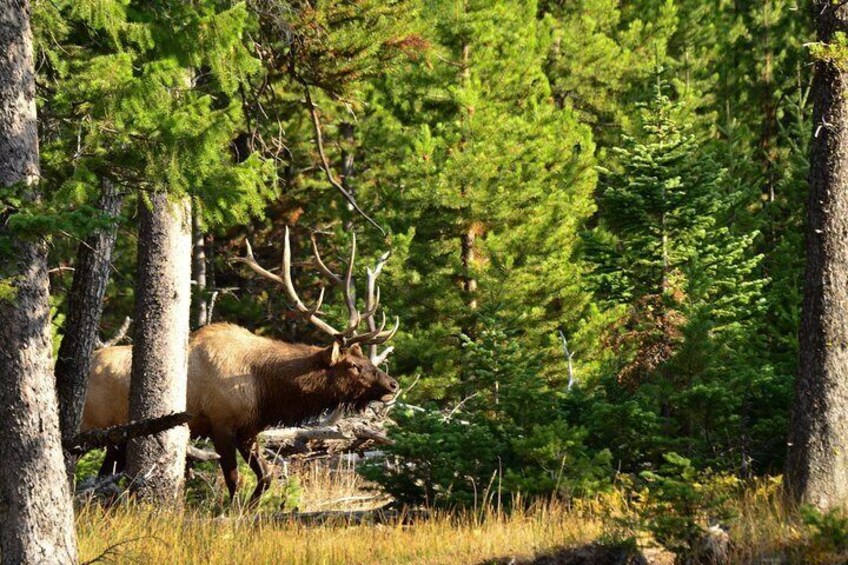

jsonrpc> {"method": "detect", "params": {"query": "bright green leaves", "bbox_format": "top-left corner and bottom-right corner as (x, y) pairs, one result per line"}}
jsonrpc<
(809, 32), (848, 70)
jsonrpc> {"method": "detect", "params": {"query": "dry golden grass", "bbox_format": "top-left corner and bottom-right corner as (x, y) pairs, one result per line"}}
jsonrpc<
(78, 462), (604, 564)
(293, 458), (392, 512)
(76, 501), (602, 565)
(75, 466), (848, 564)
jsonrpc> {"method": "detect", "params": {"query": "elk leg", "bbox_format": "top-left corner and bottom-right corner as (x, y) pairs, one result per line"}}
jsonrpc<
(237, 437), (271, 504)
(98, 442), (127, 477)
(211, 431), (239, 500)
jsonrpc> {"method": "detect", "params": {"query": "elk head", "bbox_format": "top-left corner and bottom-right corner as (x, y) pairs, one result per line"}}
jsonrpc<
(236, 227), (400, 407)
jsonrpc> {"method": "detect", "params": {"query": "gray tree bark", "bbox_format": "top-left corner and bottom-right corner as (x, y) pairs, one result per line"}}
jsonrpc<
(127, 192), (191, 503)
(0, 0), (78, 561)
(192, 205), (208, 328)
(55, 178), (124, 478)
(786, 2), (848, 512)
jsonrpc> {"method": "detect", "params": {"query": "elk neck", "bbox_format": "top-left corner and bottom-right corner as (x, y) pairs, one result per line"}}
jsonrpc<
(250, 342), (350, 429)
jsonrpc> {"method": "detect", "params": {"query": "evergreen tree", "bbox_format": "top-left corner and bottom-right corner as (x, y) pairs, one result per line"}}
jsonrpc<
(0, 0), (78, 559)
(352, 0), (599, 399)
(540, 0), (678, 133)
(584, 85), (764, 469)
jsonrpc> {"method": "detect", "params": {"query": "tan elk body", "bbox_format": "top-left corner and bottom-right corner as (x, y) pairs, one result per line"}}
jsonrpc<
(82, 228), (399, 502)
(84, 325), (397, 432)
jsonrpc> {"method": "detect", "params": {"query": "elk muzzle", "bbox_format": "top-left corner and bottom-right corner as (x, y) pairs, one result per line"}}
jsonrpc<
(377, 372), (400, 402)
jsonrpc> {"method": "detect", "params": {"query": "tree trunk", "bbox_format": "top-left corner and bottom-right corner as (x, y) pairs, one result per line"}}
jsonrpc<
(55, 177), (124, 478)
(460, 224), (478, 310)
(458, 42), (478, 313)
(0, 0), (78, 560)
(127, 192), (192, 503)
(192, 205), (208, 328)
(786, 2), (848, 511)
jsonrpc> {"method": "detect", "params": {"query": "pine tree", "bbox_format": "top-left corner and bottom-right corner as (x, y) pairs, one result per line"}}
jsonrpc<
(787, 4), (848, 511)
(541, 0), (678, 132)
(31, 0), (276, 498)
(347, 0), (599, 399)
(0, 0), (77, 559)
(584, 84), (764, 468)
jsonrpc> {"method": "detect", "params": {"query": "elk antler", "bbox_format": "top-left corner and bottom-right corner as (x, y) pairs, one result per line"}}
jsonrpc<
(237, 227), (399, 353)
(310, 231), (399, 354)
(345, 249), (399, 363)
(235, 230), (339, 338)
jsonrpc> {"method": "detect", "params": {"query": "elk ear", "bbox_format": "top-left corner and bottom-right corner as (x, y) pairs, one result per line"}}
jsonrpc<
(326, 342), (344, 366)
(348, 343), (364, 357)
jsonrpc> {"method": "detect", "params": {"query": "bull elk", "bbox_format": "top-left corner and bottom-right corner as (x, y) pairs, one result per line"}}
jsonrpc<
(82, 227), (400, 502)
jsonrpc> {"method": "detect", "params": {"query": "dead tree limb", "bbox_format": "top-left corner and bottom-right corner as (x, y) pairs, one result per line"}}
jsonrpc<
(300, 83), (385, 235)
(65, 412), (191, 456)
(186, 444), (220, 462)
(260, 427), (351, 445)
(559, 330), (577, 391)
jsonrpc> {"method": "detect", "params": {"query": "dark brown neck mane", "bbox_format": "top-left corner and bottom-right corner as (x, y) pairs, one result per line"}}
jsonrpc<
(250, 341), (356, 430)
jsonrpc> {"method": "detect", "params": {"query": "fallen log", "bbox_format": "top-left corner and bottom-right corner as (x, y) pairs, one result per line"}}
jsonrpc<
(259, 427), (350, 444)
(75, 472), (124, 500)
(65, 412), (191, 456)
(259, 425), (393, 447)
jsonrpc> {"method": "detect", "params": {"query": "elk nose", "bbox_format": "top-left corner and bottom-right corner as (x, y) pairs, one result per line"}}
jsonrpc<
(388, 379), (399, 392)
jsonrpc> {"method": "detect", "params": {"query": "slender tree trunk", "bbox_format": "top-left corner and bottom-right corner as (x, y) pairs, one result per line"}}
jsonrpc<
(786, 2), (848, 511)
(55, 178), (124, 478)
(127, 192), (192, 503)
(0, 0), (78, 560)
(458, 42), (478, 312)
(460, 222), (478, 310)
(192, 205), (208, 328)
(760, 1), (777, 204)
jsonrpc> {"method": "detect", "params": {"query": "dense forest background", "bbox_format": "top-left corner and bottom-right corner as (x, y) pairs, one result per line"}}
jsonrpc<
(27, 0), (813, 508)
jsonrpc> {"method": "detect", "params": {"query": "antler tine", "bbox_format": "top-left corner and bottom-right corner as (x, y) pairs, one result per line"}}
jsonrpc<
(371, 346), (395, 366)
(348, 313), (400, 348)
(310, 232), (362, 339)
(364, 251), (392, 362)
(279, 227), (341, 337)
(234, 239), (285, 286)
(310, 233), (343, 285)
(346, 314), (385, 346)
(306, 286), (326, 318)
(368, 315), (400, 346)
(336, 233), (361, 337)
(361, 285), (381, 321)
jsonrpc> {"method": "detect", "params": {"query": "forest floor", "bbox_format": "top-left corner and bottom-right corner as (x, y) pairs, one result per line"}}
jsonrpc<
(74, 456), (848, 564)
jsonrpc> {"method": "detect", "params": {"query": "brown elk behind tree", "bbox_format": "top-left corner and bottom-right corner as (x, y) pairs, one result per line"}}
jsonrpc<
(82, 227), (399, 502)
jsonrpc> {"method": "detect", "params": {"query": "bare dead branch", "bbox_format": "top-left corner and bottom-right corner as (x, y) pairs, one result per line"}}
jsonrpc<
(66, 412), (191, 456)
(300, 84), (385, 235)
(558, 330), (577, 391)
(186, 444), (221, 462)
